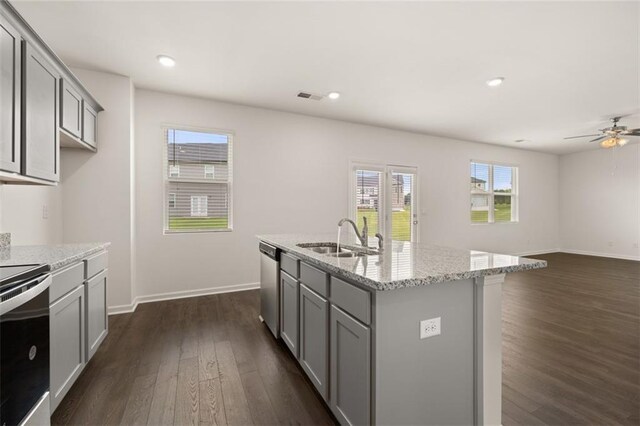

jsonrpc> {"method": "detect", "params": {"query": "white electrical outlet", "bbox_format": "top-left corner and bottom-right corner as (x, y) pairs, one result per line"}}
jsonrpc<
(42, 205), (49, 219)
(420, 317), (441, 339)
(608, 241), (614, 247)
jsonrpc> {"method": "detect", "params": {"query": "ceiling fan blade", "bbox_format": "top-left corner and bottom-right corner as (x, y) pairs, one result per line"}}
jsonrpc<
(623, 129), (640, 136)
(588, 136), (607, 143)
(563, 134), (601, 140)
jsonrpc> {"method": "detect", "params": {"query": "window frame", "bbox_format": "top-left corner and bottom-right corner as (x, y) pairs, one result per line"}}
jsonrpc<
(204, 164), (215, 179)
(162, 125), (234, 234)
(470, 160), (519, 224)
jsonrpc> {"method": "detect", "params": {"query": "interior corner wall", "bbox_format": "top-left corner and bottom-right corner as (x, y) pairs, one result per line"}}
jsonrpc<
(134, 89), (560, 300)
(61, 68), (135, 309)
(560, 144), (640, 260)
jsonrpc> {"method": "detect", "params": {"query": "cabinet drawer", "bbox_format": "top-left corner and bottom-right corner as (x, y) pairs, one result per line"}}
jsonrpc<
(51, 261), (84, 303)
(331, 276), (371, 325)
(84, 250), (108, 279)
(281, 252), (299, 278)
(300, 262), (328, 298)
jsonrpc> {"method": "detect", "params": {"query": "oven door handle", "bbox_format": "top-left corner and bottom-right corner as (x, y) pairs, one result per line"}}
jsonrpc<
(0, 274), (51, 316)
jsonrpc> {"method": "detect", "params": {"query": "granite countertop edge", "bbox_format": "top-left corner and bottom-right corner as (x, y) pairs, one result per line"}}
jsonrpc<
(258, 234), (547, 291)
(0, 242), (111, 272)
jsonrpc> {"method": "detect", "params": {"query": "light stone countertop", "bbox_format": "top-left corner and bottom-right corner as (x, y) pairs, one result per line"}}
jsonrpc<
(257, 233), (547, 291)
(0, 242), (111, 272)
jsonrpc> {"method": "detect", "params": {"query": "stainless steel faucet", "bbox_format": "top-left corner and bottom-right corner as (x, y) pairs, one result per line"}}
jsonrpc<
(338, 217), (368, 247)
(375, 233), (384, 250)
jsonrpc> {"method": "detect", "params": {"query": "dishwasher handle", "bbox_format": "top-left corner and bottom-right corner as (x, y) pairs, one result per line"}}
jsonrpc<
(259, 242), (280, 261)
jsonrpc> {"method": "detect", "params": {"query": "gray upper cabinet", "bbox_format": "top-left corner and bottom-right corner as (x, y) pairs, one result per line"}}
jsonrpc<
(0, 14), (21, 174)
(0, 2), (103, 184)
(299, 284), (329, 400)
(85, 269), (108, 360)
(280, 271), (299, 357)
(82, 102), (97, 148)
(49, 283), (85, 412)
(330, 304), (371, 426)
(60, 79), (82, 138)
(23, 41), (59, 182)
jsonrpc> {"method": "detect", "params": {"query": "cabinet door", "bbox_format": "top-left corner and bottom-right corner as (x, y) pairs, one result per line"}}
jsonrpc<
(23, 42), (59, 182)
(50, 284), (85, 412)
(330, 305), (371, 426)
(280, 271), (299, 357)
(0, 15), (21, 173)
(299, 284), (329, 400)
(82, 102), (97, 148)
(86, 269), (108, 361)
(60, 79), (82, 138)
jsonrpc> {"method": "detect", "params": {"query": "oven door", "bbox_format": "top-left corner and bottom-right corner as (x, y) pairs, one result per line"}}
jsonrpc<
(0, 275), (51, 426)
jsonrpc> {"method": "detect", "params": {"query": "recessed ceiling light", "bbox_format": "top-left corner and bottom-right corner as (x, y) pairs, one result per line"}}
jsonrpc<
(327, 92), (341, 100)
(157, 55), (176, 67)
(486, 77), (504, 87)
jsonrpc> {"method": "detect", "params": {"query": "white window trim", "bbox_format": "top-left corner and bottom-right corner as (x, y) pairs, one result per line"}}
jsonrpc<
(349, 160), (419, 242)
(204, 164), (215, 179)
(162, 124), (234, 234)
(470, 160), (519, 224)
(169, 164), (180, 178)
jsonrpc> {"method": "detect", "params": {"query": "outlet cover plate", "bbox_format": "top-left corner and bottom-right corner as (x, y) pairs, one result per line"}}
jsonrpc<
(420, 317), (441, 339)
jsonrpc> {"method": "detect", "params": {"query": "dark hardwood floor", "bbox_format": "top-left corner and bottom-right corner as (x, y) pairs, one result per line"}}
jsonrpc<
(52, 253), (639, 425)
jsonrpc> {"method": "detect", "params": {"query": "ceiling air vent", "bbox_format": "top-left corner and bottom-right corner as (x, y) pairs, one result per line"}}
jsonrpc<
(297, 91), (323, 101)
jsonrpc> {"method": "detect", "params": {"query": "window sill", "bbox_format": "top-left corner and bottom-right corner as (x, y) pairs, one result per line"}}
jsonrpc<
(163, 228), (233, 235)
(470, 221), (519, 225)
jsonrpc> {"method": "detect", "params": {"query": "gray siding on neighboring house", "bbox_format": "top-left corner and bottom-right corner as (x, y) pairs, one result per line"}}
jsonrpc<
(168, 182), (228, 218)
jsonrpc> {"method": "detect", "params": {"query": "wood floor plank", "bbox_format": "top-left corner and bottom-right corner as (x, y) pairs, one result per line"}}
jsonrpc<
(240, 370), (278, 425)
(120, 373), (157, 426)
(199, 378), (227, 426)
(174, 357), (200, 426)
(215, 340), (254, 425)
(146, 360), (179, 426)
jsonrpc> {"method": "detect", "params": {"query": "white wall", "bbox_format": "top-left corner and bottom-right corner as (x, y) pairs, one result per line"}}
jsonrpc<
(61, 68), (135, 308)
(0, 184), (63, 245)
(560, 144), (640, 260)
(134, 89), (560, 300)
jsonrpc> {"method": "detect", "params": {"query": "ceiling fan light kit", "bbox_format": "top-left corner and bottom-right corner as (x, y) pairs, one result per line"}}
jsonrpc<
(564, 116), (639, 149)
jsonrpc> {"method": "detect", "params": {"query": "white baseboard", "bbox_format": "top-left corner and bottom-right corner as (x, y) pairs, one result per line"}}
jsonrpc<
(108, 282), (260, 315)
(514, 249), (560, 257)
(559, 249), (640, 262)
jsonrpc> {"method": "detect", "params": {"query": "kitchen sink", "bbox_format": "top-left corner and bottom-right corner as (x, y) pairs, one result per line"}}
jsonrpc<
(296, 242), (378, 257)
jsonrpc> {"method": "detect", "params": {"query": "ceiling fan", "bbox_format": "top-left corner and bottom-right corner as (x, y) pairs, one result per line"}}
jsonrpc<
(564, 116), (640, 148)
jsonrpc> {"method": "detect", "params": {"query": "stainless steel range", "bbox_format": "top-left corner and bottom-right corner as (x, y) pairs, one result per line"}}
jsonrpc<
(0, 264), (51, 426)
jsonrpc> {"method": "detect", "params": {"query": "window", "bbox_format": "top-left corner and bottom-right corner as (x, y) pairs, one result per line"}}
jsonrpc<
(164, 127), (233, 233)
(470, 161), (518, 223)
(350, 162), (419, 242)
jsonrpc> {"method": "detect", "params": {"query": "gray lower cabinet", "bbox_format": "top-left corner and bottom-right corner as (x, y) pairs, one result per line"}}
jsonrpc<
(280, 271), (299, 357)
(299, 283), (329, 400)
(0, 14), (21, 174)
(23, 41), (59, 182)
(330, 304), (371, 426)
(60, 79), (82, 138)
(49, 284), (85, 412)
(85, 269), (108, 360)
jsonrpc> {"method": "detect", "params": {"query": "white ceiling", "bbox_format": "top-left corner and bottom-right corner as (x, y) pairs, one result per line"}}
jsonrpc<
(12, 0), (640, 155)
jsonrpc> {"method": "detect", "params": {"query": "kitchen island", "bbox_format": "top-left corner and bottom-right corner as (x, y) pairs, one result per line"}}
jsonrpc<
(258, 234), (546, 426)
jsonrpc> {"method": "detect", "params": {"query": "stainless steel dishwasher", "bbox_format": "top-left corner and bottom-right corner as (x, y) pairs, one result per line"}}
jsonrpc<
(259, 242), (280, 338)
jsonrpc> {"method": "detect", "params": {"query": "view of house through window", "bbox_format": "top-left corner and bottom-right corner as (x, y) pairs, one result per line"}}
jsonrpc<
(352, 164), (418, 242)
(470, 161), (517, 223)
(164, 127), (233, 232)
